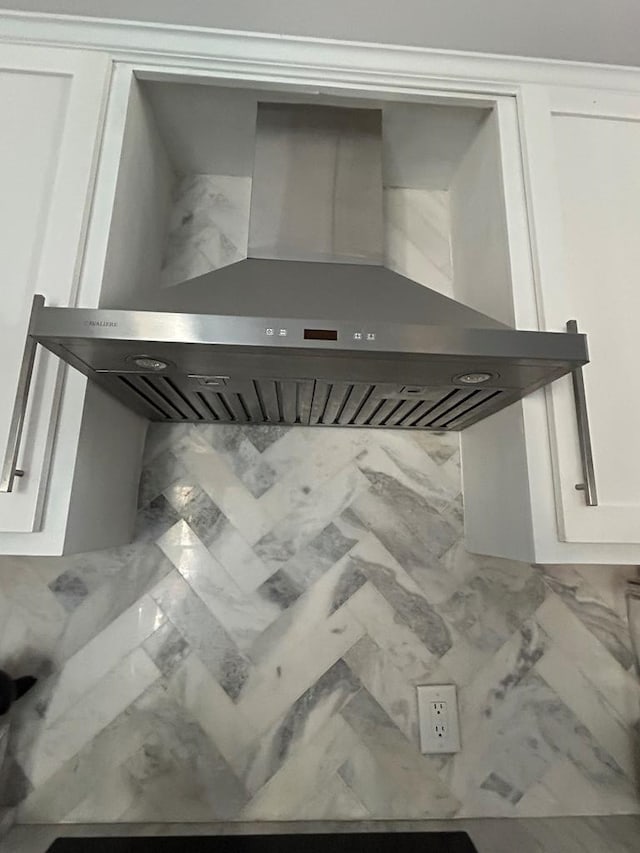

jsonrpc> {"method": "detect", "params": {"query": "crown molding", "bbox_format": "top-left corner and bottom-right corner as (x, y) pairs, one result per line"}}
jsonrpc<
(1, 9), (640, 95)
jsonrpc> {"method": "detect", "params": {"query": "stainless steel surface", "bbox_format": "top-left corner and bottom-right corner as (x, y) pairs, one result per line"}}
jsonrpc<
(31, 304), (588, 430)
(40, 98), (590, 433)
(0, 294), (45, 493)
(567, 319), (598, 506)
(248, 103), (384, 265)
(107, 258), (511, 330)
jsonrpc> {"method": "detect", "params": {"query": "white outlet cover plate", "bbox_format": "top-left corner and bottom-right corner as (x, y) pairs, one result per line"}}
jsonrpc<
(417, 684), (461, 754)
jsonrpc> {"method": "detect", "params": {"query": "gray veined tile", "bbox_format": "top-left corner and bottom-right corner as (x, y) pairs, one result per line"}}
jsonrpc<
(344, 543), (452, 657)
(243, 424), (291, 454)
(116, 683), (249, 822)
(133, 495), (181, 543)
(460, 620), (549, 725)
(347, 477), (459, 600)
(138, 448), (187, 509)
(257, 570), (302, 609)
(329, 565), (368, 615)
(5, 421), (640, 824)
(539, 565), (635, 671)
(410, 430), (460, 465)
(150, 572), (250, 701)
(143, 621), (191, 679)
(197, 425), (279, 498)
(253, 464), (369, 571)
(142, 422), (192, 467)
(363, 437), (457, 510)
(343, 634), (421, 742)
(480, 771), (524, 806)
(344, 582), (435, 683)
(339, 687), (460, 818)
(13, 648), (160, 789)
(156, 521), (283, 652)
(469, 670), (633, 808)
(236, 659), (361, 794)
(533, 594), (640, 729)
(439, 563), (547, 654)
(162, 481), (226, 548)
(239, 715), (362, 820)
(48, 572), (89, 613)
(283, 522), (359, 590)
(52, 542), (174, 664)
(160, 174), (251, 288)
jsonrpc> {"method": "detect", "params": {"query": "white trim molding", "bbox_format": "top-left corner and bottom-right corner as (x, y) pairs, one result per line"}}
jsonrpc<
(2, 10), (640, 96)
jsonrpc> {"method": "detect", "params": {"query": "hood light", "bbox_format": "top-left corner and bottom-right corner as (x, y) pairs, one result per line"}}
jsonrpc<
(455, 371), (495, 385)
(129, 356), (169, 371)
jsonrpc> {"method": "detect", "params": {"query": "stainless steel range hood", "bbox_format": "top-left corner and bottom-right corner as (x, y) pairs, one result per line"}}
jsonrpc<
(28, 102), (589, 432)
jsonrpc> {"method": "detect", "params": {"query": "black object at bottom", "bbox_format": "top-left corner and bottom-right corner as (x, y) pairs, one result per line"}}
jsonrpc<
(47, 832), (479, 853)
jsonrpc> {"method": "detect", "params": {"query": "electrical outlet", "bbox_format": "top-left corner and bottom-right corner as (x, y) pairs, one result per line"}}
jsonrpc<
(417, 684), (461, 754)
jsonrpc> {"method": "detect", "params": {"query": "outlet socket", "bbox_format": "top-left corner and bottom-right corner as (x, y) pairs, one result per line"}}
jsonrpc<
(417, 684), (461, 753)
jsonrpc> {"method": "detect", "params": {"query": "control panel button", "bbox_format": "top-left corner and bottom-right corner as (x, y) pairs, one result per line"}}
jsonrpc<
(278, 329), (287, 336)
(265, 328), (274, 336)
(353, 332), (362, 340)
(366, 332), (376, 341)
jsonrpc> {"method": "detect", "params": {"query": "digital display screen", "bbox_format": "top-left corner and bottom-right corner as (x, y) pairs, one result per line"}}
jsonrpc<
(304, 329), (338, 341)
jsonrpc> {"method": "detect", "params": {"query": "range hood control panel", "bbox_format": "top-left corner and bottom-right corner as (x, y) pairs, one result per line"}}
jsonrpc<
(265, 326), (377, 343)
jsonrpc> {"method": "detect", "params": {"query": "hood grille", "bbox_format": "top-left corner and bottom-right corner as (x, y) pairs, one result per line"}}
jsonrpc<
(107, 373), (508, 431)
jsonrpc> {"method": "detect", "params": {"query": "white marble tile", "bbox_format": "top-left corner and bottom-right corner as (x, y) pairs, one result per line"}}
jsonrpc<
(384, 187), (454, 296)
(516, 756), (640, 817)
(176, 430), (275, 545)
(292, 773), (370, 819)
(539, 565), (635, 670)
(253, 463), (370, 572)
(160, 174), (251, 287)
(0, 560), (66, 668)
(15, 649), (160, 788)
(535, 645), (637, 782)
(340, 690), (460, 818)
(206, 522), (272, 594)
(239, 715), (361, 820)
(343, 633), (420, 743)
(157, 521), (282, 651)
(166, 652), (258, 768)
(237, 559), (366, 733)
(44, 595), (165, 723)
(358, 438), (457, 513)
(3, 423), (640, 824)
(534, 594), (640, 724)
(343, 533), (453, 658)
(344, 582), (435, 682)
(16, 694), (154, 822)
(257, 428), (370, 529)
(149, 571), (250, 700)
(234, 659), (360, 794)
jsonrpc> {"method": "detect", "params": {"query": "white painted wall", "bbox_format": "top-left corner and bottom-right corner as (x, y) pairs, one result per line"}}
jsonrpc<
(2, 0), (640, 66)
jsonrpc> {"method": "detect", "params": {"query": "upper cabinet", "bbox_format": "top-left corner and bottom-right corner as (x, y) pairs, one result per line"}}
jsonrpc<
(0, 45), (145, 554)
(462, 85), (640, 564)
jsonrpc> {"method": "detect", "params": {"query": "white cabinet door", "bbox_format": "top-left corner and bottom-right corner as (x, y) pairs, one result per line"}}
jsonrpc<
(522, 86), (640, 547)
(0, 44), (110, 533)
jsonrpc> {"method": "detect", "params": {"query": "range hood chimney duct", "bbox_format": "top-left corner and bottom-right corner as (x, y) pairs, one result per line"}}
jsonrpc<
(248, 103), (384, 267)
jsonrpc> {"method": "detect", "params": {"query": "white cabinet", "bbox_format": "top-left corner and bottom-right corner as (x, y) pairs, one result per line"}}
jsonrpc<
(462, 85), (640, 564)
(0, 45), (145, 554)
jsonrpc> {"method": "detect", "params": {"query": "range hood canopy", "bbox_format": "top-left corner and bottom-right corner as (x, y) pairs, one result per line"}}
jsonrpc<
(30, 101), (589, 432)
(114, 102), (507, 330)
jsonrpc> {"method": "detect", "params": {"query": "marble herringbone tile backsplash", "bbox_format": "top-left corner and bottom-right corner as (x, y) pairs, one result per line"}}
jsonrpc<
(0, 424), (638, 822)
